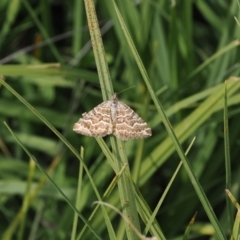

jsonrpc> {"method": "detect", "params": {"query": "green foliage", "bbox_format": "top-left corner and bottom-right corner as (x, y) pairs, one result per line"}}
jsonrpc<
(0, 0), (240, 239)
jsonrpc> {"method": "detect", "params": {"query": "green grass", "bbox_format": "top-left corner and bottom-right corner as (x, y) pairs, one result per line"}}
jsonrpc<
(0, 0), (240, 239)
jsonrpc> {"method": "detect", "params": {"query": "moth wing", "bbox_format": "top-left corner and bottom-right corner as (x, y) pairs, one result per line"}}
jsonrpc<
(113, 101), (152, 141)
(73, 100), (113, 137)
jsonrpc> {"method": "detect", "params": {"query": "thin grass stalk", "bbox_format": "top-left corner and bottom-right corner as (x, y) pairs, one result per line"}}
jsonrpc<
(72, 0), (83, 56)
(84, 0), (113, 98)
(168, 5), (178, 89)
(77, 165), (127, 240)
(188, 40), (240, 80)
(84, 1), (141, 239)
(132, 186), (164, 238)
(18, 159), (35, 240)
(71, 147), (84, 240)
(183, 212), (197, 240)
(0, 0), (20, 48)
(143, 137), (195, 237)
(225, 190), (240, 239)
(224, 81), (233, 231)
(111, 1), (227, 238)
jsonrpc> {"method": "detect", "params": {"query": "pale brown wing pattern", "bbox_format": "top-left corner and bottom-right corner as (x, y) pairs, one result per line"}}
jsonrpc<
(113, 101), (152, 141)
(73, 94), (152, 140)
(73, 101), (113, 137)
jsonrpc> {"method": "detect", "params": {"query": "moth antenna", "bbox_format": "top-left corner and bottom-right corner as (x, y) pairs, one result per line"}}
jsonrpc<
(116, 86), (135, 96)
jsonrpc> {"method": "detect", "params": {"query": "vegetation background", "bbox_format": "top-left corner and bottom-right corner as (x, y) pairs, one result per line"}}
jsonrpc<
(0, 0), (240, 239)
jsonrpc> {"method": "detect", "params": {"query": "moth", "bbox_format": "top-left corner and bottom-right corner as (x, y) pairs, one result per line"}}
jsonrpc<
(73, 93), (151, 141)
